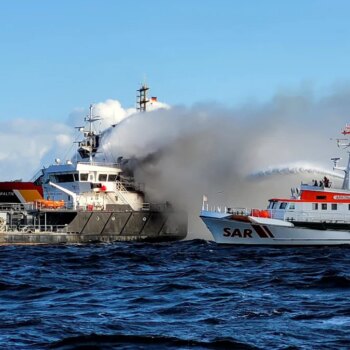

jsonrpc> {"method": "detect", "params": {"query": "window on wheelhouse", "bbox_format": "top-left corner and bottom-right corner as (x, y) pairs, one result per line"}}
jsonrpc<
(55, 174), (75, 183)
(312, 203), (318, 210)
(73, 173), (79, 181)
(98, 174), (107, 181)
(321, 203), (327, 210)
(269, 201), (278, 209)
(289, 203), (295, 210)
(80, 173), (88, 181)
(331, 203), (337, 210)
(108, 174), (117, 182)
(279, 202), (287, 209)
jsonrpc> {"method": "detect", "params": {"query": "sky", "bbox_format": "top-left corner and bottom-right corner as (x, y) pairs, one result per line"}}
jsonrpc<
(1, 1), (350, 183)
(1, 0), (350, 121)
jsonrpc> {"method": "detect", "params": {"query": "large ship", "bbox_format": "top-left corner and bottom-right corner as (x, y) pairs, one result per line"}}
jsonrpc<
(0, 85), (187, 244)
(200, 125), (350, 245)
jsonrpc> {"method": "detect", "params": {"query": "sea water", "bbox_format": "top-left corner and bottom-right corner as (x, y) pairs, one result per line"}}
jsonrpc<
(0, 240), (349, 349)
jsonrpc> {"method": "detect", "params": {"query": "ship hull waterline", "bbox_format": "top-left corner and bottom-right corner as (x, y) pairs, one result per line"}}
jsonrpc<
(0, 233), (186, 245)
(201, 215), (350, 246)
(0, 210), (187, 245)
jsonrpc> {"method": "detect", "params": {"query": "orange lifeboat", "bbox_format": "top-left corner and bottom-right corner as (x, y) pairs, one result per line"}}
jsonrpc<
(259, 210), (271, 218)
(250, 209), (271, 218)
(251, 209), (261, 217)
(35, 199), (65, 209)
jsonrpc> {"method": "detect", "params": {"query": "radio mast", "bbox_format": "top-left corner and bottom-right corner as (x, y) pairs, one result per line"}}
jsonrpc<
(137, 83), (149, 112)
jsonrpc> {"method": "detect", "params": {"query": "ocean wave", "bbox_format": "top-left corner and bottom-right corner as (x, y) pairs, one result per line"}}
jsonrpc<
(0, 242), (349, 349)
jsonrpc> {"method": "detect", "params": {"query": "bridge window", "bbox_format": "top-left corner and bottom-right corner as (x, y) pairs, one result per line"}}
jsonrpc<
(289, 203), (295, 210)
(331, 204), (337, 210)
(55, 174), (74, 183)
(98, 174), (107, 181)
(279, 202), (287, 209)
(321, 203), (327, 210)
(74, 173), (79, 181)
(80, 173), (88, 181)
(312, 203), (318, 210)
(108, 174), (117, 182)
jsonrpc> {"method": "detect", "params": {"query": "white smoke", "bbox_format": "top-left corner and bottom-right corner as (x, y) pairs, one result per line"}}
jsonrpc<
(93, 100), (136, 130)
(67, 98), (170, 134)
(146, 99), (170, 112)
(97, 88), (350, 239)
(66, 100), (135, 132)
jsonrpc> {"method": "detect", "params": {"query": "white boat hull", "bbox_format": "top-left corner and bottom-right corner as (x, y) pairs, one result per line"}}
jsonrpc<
(200, 212), (350, 245)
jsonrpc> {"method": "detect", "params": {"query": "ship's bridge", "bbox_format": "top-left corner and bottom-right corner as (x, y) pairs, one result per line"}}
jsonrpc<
(40, 162), (122, 207)
(38, 160), (144, 211)
(266, 182), (350, 222)
(43, 162), (122, 185)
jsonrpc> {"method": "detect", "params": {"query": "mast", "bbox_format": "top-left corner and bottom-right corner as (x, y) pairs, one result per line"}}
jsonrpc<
(137, 84), (149, 112)
(333, 124), (350, 190)
(78, 104), (101, 162)
(87, 105), (94, 163)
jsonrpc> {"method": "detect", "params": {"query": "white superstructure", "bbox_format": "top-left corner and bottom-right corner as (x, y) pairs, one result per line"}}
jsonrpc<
(35, 105), (145, 211)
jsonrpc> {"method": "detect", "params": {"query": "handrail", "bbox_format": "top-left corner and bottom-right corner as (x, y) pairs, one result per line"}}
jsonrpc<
(77, 161), (121, 167)
(283, 210), (350, 223)
(0, 202), (36, 211)
(5, 224), (68, 233)
(115, 181), (131, 206)
(223, 206), (350, 223)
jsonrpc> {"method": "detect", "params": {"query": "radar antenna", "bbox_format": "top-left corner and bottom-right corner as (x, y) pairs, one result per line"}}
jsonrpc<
(331, 157), (341, 168)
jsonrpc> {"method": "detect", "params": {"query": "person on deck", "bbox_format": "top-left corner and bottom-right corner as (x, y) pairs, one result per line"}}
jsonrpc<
(324, 176), (330, 188)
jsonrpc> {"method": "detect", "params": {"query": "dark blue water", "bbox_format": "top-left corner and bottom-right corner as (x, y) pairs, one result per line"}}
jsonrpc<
(0, 240), (350, 349)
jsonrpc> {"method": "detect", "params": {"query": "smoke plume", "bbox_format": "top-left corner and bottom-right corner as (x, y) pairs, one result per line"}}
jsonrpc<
(98, 87), (350, 239)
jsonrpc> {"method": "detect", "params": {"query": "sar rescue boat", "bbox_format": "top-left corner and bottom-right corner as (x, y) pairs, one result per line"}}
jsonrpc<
(200, 125), (350, 245)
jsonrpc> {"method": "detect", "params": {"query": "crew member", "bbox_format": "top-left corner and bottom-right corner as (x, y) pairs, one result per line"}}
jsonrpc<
(324, 176), (330, 188)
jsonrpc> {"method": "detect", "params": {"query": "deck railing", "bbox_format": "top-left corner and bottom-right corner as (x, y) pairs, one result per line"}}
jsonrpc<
(225, 206), (350, 223)
(0, 203), (36, 211)
(282, 210), (350, 223)
(4, 224), (68, 233)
